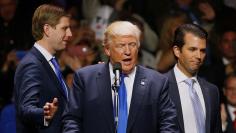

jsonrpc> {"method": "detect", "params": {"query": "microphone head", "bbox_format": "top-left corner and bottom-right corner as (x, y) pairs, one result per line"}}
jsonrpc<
(113, 62), (122, 74)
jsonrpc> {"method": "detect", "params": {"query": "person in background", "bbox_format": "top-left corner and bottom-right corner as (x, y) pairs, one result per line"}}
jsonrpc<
(62, 21), (178, 133)
(199, 29), (236, 102)
(14, 4), (72, 133)
(0, 0), (32, 66)
(221, 72), (236, 133)
(156, 11), (188, 73)
(0, 50), (19, 110)
(165, 23), (222, 133)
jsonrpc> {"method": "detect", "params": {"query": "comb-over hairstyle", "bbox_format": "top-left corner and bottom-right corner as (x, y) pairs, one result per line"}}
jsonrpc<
(103, 21), (141, 46)
(173, 23), (208, 49)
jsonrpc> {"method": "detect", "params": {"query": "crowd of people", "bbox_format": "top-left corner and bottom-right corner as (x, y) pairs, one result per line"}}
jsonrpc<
(0, 0), (236, 133)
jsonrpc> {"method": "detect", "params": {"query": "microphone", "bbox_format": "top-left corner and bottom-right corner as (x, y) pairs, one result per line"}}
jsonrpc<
(113, 62), (122, 88)
(112, 62), (122, 133)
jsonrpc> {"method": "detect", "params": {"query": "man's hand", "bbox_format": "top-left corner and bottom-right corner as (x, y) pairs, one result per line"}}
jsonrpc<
(43, 98), (58, 121)
(198, 2), (215, 21)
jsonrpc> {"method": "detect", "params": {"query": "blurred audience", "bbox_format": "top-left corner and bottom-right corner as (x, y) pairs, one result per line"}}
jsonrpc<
(221, 72), (236, 133)
(0, 50), (19, 110)
(0, 0), (32, 54)
(200, 28), (236, 102)
(156, 12), (188, 73)
(121, 1), (159, 54)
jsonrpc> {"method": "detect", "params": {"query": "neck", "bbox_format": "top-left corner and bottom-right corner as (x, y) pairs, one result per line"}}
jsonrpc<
(177, 63), (196, 78)
(36, 40), (55, 55)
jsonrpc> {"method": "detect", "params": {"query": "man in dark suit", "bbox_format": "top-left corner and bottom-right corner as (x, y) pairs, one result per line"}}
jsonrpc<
(165, 24), (222, 133)
(62, 21), (179, 133)
(14, 4), (72, 133)
(221, 73), (236, 133)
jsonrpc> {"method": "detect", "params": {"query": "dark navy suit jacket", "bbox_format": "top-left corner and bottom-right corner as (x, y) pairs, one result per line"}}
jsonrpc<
(165, 69), (222, 133)
(62, 63), (179, 133)
(223, 103), (236, 133)
(14, 47), (68, 133)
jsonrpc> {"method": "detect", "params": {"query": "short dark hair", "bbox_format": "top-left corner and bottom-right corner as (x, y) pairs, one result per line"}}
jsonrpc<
(173, 24), (208, 49)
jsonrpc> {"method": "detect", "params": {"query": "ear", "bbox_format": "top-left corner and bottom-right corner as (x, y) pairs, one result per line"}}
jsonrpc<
(43, 24), (50, 37)
(104, 45), (111, 56)
(173, 45), (180, 58)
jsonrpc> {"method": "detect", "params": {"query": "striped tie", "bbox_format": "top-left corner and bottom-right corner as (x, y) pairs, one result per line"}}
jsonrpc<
(185, 79), (205, 133)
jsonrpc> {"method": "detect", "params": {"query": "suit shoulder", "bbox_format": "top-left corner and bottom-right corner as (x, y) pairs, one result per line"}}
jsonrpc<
(138, 65), (167, 80)
(76, 63), (105, 75)
(198, 77), (218, 90)
(16, 52), (39, 70)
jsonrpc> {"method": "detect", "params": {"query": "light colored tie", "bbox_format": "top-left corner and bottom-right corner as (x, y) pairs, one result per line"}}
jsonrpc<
(118, 74), (128, 133)
(185, 79), (205, 133)
(50, 57), (68, 100)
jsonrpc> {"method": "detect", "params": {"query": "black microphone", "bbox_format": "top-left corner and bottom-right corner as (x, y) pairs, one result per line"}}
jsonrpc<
(113, 62), (122, 87)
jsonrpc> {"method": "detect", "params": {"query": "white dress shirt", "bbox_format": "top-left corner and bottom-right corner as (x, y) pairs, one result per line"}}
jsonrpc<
(34, 43), (56, 72)
(227, 104), (236, 121)
(174, 65), (206, 133)
(109, 63), (136, 114)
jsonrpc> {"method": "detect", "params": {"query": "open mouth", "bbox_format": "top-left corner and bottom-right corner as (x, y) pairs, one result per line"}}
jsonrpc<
(122, 58), (132, 65)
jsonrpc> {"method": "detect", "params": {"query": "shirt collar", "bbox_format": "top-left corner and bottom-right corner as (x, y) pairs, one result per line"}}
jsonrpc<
(34, 43), (53, 62)
(174, 64), (197, 83)
(109, 62), (136, 79)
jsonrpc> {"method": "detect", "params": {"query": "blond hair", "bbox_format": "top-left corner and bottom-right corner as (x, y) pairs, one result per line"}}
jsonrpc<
(103, 21), (141, 46)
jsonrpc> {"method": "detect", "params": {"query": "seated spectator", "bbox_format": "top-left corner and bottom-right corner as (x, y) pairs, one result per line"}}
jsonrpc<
(199, 28), (236, 102)
(221, 72), (236, 133)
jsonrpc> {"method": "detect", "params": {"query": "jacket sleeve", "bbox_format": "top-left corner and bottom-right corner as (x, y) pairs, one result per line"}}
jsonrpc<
(14, 62), (44, 126)
(62, 72), (83, 133)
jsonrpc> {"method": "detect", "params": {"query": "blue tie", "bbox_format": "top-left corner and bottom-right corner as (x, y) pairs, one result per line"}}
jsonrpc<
(185, 79), (205, 133)
(118, 74), (128, 133)
(50, 57), (68, 99)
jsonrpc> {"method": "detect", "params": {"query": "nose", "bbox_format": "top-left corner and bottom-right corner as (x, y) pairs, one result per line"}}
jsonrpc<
(195, 50), (201, 59)
(67, 28), (72, 37)
(124, 45), (131, 55)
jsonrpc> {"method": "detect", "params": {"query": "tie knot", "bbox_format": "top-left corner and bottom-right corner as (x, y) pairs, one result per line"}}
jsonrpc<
(120, 73), (128, 80)
(50, 57), (59, 65)
(185, 78), (195, 86)
(50, 56), (56, 62)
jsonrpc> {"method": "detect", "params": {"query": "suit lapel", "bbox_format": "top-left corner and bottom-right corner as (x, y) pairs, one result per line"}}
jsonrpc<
(166, 70), (185, 132)
(197, 77), (211, 133)
(127, 66), (148, 132)
(30, 47), (67, 99)
(96, 63), (114, 132)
